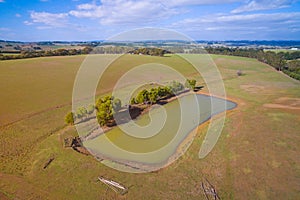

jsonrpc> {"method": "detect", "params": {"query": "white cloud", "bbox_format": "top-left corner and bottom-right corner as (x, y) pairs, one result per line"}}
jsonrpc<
(15, 13), (21, 17)
(68, 0), (246, 26)
(24, 20), (33, 25)
(232, 0), (298, 13)
(77, 3), (97, 10)
(26, 11), (68, 27)
(0, 27), (10, 31)
(69, 0), (178, 25)
(167, 0), (241, 7)
(170, 12), (300, 39)
(36, 26), (52, 30)
(0, 0), (4, 2)
(173, 12), (300, 25)
(19, 0), (300, 40)
(69, 4), (104, 18)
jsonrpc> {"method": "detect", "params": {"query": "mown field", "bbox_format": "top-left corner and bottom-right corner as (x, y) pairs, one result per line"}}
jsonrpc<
(0, 54), (299, 199)
(264, 48), (300, 53)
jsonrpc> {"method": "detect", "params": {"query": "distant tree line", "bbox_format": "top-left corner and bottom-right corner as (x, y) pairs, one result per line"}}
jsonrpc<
(205, 47), (300, 61)
(204, 47), (300, 80)
(4, 41), (298, 80)
(0, 46), (172, 60)
(128, 48), (172, 56)
(0, 47), (93, 60)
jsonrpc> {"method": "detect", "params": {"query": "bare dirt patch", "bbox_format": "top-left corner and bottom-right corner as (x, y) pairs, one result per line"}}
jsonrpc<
(263, 97), (300, 110)
(240, 84), (266, 94)
(0, 192), (10, 200)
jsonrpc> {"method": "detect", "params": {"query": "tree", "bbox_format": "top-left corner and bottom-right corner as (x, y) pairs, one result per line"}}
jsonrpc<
(65, 112), (75, 125)
(148, 88), (159, 104)
(157, 86), (171, 98)
(136, 89), (149, 104)
(169, 81), (184, 94)
(87, 104), (95, 115)
(96, 96), (113, 126)
(185, 79), (196, 90)
(76, 107), (87, 119)
(113, 98), (122, 112)
(287, 60), (300, 72)
(128, 47), (170, 56)
(95, 95), (122, 126)
(82, 47), (93, 54)
(130, 97), (136, 105)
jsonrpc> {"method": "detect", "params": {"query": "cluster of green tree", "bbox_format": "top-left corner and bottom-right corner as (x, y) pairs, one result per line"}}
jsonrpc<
(286, 60), (300, 72)
(64, 104), (95, 125)
(283, 60), (300, 80)
(131, 88), (161, 105)
(277, 51), (300, 60)
(65, 96), (122, 127)
(283, 70), (300, 80)
(204, 47), (300, 80)
(130, 81), (187, 105)
(0, 47), (93, 60)
(65, 80), (196, 126)
(128, 48), (171, 56)
(95, 95), (122, 126)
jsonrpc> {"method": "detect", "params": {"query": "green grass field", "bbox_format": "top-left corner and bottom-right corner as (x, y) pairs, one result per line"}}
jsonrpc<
(264, 48), (300, 53)
(0, 54), (299, 199)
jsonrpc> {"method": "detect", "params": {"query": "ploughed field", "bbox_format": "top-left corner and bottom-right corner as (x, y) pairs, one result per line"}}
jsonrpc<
(0, 54), (299, 199)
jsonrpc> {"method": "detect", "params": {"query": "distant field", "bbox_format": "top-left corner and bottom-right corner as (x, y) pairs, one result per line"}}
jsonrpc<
(0, 54), (299, 199)
(42, 45), (85, 50)
(264, 48), (300, 53)
(1, 53), (21, 56)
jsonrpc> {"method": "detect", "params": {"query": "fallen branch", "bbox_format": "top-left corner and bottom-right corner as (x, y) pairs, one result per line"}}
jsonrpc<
(43, 157), (54, 169)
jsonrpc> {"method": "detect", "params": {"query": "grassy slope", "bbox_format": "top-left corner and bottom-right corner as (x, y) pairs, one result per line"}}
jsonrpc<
(0, 54), (197, 126)
(0, 54), (299, 199)
(0, 55), (85, 126)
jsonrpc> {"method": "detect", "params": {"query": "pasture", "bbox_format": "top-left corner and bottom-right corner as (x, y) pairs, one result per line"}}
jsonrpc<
(264, 48), (299, 53)
(0, 54), (299, 199)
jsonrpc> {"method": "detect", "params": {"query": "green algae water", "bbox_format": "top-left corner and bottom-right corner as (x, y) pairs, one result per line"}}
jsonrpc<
(84, 93), (236, 172)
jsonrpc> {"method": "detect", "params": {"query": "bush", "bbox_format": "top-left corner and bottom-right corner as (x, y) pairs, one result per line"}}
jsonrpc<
(65, 112), (75, 125)
(185, 79), (196, 90)
(283, 70), (300, 80)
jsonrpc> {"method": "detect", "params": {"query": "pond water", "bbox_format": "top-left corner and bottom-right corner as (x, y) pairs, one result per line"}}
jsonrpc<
(83, 93), (236, 172)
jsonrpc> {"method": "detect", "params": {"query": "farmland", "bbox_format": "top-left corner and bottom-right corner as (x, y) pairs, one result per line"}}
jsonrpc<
(0, 54), (300, 199)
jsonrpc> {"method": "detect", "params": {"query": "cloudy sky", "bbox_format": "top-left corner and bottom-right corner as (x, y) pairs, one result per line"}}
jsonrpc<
(0, 0), (300, 41)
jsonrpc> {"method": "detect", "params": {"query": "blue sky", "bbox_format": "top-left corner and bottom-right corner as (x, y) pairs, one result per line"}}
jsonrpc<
(0, 0), (300, 41)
